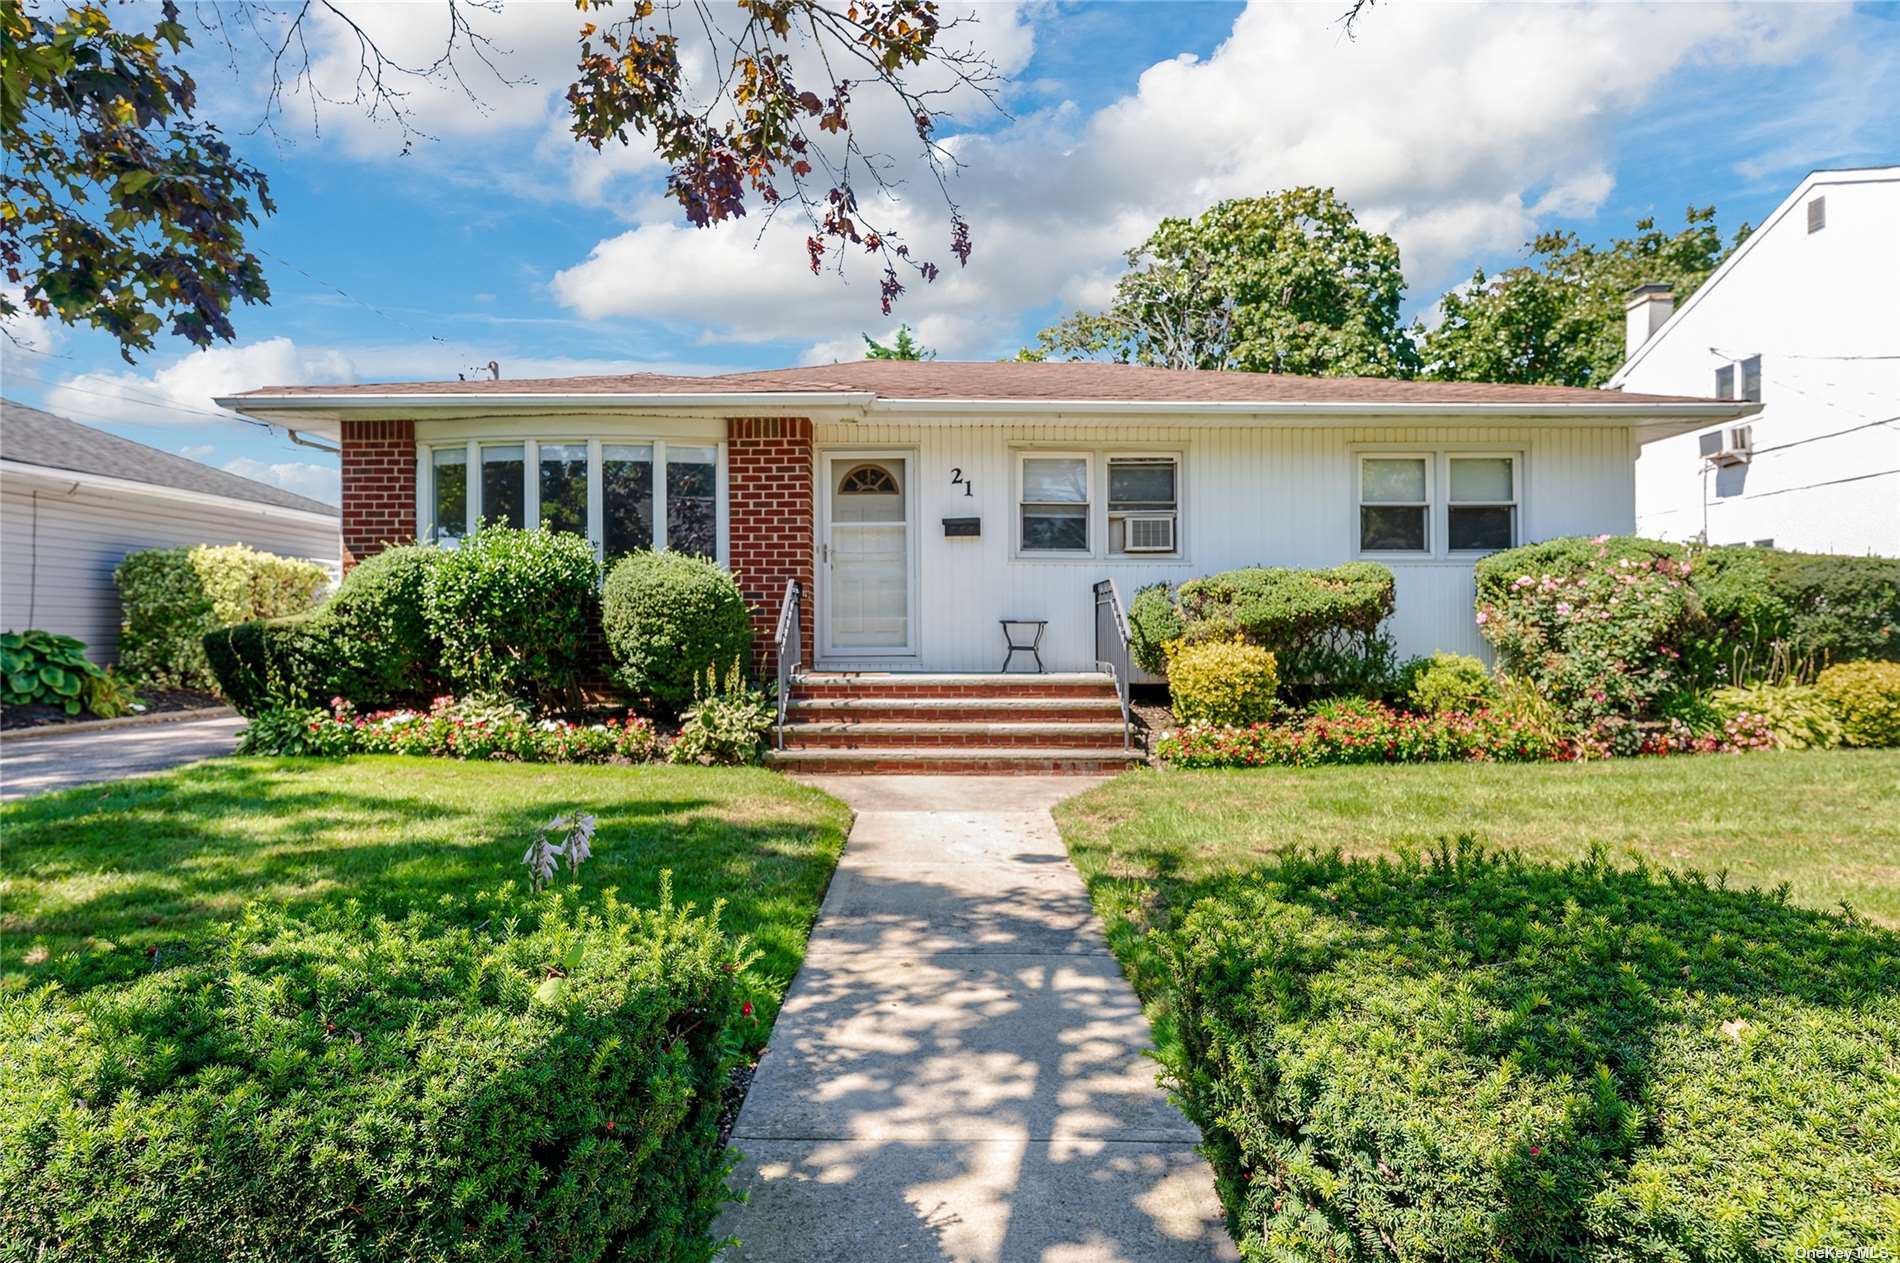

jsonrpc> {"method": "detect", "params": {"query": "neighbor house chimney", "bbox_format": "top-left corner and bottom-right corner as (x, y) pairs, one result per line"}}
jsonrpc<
(1624, 283), (1674, 357)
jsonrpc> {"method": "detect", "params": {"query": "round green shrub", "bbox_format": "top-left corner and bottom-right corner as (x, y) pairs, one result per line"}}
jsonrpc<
(1166, 639), (1279, 727)
(1404, 652), (1493, 714)
(602, 551), (752, 715)
(423, 527), (600, 708)
(1815, 660), (1900, 747)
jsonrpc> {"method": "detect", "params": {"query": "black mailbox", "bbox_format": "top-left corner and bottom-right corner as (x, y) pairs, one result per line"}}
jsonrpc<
(942, 516), (981, 538)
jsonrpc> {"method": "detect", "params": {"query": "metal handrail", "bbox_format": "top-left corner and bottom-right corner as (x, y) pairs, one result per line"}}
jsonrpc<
(773, 578), (803, 749)
(1093, 578), (1133, 750)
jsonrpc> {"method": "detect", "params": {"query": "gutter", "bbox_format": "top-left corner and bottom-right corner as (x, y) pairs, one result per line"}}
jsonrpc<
(217, 391), (1759, 423)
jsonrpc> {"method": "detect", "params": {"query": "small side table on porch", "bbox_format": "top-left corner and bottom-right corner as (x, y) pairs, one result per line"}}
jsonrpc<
(999, 618), (1048, 673)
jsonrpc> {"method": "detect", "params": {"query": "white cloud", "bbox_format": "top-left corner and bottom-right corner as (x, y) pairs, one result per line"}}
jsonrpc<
(47, 337), (359, 425)
(223, 456), (341, 506)
(549, 0), (1844, 354)
(178, 443), (216, 460)
(1, 287), (62, 358)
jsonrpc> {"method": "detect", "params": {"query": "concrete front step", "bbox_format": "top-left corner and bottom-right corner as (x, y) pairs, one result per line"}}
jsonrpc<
(779, 721), (1129, 750)
(766, 746), (1146, 775)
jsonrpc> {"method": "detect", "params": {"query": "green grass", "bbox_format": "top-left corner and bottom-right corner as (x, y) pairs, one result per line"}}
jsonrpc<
(1058, 749), (1900, 935)
(0, 757), (853, 1034)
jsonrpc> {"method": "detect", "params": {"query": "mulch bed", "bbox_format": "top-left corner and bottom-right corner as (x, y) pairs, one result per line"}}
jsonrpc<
(1, 687), (226, 732)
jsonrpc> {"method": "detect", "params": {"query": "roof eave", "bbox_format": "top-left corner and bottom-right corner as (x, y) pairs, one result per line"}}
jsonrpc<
(1, 458), (340, 526)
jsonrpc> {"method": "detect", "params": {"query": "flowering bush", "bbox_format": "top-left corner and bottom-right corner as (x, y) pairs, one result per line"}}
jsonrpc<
(1156, 699), (1775, 768)
(1475, 535), (1705, 736)
(238, 696), (660, 764)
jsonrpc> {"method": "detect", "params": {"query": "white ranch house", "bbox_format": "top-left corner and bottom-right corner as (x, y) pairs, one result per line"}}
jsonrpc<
(222, 361), (1753, 679)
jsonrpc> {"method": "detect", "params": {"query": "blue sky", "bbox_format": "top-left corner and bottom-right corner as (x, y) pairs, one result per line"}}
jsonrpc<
(4, 0), (1895, 506)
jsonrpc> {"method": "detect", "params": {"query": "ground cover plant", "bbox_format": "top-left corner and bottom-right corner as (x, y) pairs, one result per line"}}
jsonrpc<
(0, 761), (852, 1263)
(235, 696), (663, 764)
(1055, 753), (1900, 1259)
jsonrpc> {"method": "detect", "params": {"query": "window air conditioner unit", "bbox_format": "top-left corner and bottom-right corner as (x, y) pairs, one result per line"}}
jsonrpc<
(1123, 514), (1176, 552)
(1708, 425), (1753, 467)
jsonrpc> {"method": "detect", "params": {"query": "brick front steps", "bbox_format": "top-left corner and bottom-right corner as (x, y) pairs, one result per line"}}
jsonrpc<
(767, 672), (1145, 775)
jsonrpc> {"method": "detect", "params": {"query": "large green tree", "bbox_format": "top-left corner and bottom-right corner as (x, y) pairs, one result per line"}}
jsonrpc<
(1023, 187), (1418, 378)
(862, 323), (934, 360)
(1417, 206), (1750, 387)
(3, 0), (1002, 360)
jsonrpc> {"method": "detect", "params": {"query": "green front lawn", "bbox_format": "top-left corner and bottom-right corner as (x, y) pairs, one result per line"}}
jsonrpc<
(1, 757), (852, 1032)
(1053, 750), (1900, 1256)
(1059, 748), (1900, 934)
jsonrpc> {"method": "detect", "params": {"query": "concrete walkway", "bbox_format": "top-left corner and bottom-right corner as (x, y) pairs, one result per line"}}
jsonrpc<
(0, 715), (245, 801)
(718, 776), (1235, 1262)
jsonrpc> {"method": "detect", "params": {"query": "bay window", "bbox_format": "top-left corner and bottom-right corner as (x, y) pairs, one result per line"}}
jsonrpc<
(422, 436), (721, 562)
(602, 444), (654, 558)
(480, 445), (525, 530)
(1019, 455), (1090, 552)
(665, 445), (718, 559)
(430, 446), (468, 542)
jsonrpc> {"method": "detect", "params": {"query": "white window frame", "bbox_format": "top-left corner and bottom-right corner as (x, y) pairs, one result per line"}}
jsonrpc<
(1015, 450), (1094, 557)
(1355, 452), (1434, 557)
(1105, 452), (1183, 558)
(1444, 452), (1521, 556)
(417, 434), (727, 565)
(1352, 446), (1527, 558)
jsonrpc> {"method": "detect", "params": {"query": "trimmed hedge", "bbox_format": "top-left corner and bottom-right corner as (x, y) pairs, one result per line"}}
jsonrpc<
(424, 528), (601, 708)
(116, 544), (328, 690)
(1159, 846), (1900, 1259)
(205, 546), (443, 714)
(1697, 547), (1900, 670)
(0, 886), (751, 1263)
(602, 552), (752, 716)
(1129, 564), (1395, 693)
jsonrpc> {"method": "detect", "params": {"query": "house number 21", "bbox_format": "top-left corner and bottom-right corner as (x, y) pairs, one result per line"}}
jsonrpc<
(949, 468), (974, 497)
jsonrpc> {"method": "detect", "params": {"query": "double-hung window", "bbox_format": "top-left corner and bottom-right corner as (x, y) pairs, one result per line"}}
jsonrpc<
(1358, 456), (1430, 552)
(1357, 452), (1519, 556)
(1107, 456), (1179, 555)
(1019, 455), (1090, 553)
(1446, 456), (1517, 551)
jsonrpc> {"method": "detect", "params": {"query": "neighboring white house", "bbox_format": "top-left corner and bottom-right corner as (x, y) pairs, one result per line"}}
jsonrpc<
(1616, 166), (1900, 557)
(1, 399), (340, 661)
(220, 361), (1754, 672)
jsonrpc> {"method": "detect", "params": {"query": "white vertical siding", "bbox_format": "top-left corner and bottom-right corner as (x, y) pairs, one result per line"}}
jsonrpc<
(809, 419), (1636, 671)
(1, 478), (339, 662)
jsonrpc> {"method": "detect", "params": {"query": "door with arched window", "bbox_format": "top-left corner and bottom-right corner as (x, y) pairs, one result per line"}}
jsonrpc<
(821, 454), (914, 656)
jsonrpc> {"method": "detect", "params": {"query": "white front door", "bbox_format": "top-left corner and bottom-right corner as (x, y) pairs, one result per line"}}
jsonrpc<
(821, 453), (915, 657)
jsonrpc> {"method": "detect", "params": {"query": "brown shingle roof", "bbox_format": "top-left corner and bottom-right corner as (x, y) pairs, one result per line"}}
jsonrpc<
(232, 360), (1716, 407)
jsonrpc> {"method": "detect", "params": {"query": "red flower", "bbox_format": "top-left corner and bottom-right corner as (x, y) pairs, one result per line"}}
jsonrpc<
(741, 1001), (754, 1017)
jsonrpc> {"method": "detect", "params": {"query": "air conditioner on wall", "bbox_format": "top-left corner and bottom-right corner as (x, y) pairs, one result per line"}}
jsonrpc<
(1123, 514), (1176, 552)
(1698, 425), (1753, 467)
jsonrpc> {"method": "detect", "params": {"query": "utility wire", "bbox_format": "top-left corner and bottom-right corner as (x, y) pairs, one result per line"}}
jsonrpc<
(254, 246), (449, 345)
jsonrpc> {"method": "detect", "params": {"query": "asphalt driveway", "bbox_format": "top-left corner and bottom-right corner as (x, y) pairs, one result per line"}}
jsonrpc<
(0, 715), (245, 801)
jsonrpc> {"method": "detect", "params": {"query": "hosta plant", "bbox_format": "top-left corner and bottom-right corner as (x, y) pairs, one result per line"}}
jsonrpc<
(669, 659), (774, 767)
(1, 630), (109, 716)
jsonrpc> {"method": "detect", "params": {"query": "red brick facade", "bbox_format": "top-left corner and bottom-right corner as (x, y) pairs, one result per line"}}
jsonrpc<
(339, 419), (417, 571)
(726, 417), (814, 676)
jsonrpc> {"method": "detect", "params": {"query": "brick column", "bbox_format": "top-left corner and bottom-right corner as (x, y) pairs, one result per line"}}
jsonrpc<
(339, 419), (417, 571)
(726, 417), (814, 677)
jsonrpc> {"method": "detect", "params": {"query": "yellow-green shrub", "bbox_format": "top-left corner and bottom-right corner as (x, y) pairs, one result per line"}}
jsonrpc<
(1403, 652), (1493, 714)
(115, 545), (329, 690)
(1815, 661), (1900, 747)
(1167, 639), (1279, 727)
